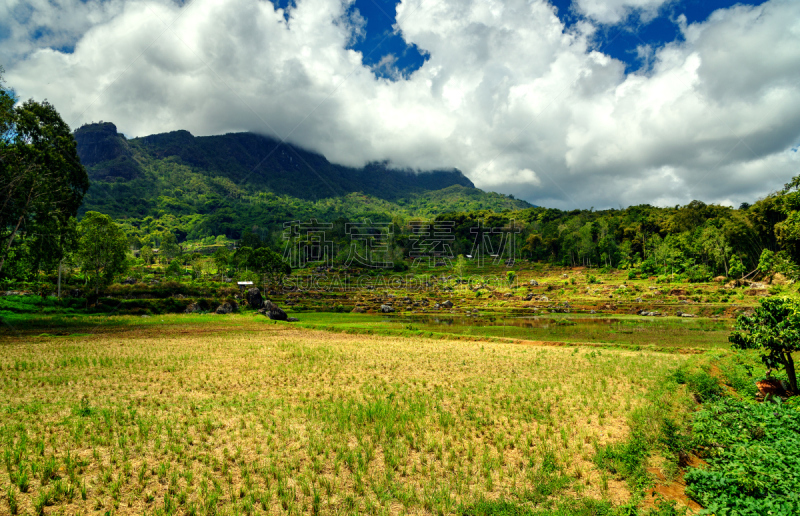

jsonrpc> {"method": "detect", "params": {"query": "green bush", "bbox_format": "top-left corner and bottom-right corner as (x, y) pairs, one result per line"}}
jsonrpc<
(594, 430), (650, 483)
(686, 265), (713, 283)
(392, 259), (409, 272)
(718, 354), (759, 398)
(686, 398), (800, 515)
(686, 370), (723, 402)
(659, 417), (690, 456)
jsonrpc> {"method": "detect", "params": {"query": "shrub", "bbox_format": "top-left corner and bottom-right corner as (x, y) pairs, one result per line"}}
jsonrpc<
(686, 370), (723, 402)
(393, 259), (409, 272)
(686, 264), (713, 283)
(686, 398), (800, 515)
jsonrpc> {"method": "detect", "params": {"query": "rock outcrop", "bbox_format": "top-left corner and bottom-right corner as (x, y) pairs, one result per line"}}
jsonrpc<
(74, 122), (142, 181)
(215, 302), (233, 314)
(245, 288), (264, 309)
(265, 301), (288, 320)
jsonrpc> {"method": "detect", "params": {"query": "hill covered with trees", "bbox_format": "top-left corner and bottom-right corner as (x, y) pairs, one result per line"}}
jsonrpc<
(3, 92), (798, 287)
(73, 122), (799, 284)
(75, 122), (531, 243)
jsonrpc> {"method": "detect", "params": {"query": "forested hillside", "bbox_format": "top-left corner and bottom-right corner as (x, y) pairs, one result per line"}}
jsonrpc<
(76, 122), (530, 242)
(75, 121), (800, 282)
(4, 112), (797, 285)
(431, 186), (800, 281)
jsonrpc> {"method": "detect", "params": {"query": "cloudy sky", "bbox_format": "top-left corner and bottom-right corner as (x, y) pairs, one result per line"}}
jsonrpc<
(2, 0), (799, 209)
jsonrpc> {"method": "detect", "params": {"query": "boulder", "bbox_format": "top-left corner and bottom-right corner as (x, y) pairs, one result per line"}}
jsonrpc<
(245, 288), (264, 309)
(215, 302), (233, 314)
(265, 301), (288, 321)
(442, 300), (453, 308)
(529, 280), (539, 286)
(351, 307), (366, 313)
(286, 317), (300, 322)
(185, 302), (201, 314)
(380, 304), (395, 313)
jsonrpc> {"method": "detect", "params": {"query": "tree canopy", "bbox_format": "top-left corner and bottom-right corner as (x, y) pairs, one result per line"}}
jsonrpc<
(730, 297), (800, 394)
(0, 73), (89, 277)
(250, 247), (291, 287)
(76, 211), (128, 294)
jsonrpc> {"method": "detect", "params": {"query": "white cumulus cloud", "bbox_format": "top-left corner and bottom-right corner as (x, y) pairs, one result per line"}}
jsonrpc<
(3, 0), (800, 209)
(573, 0), (672, 24)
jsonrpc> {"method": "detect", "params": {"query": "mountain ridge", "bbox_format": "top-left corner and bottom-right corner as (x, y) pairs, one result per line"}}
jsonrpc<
(73, 122), (532, 241)
(75, 122), (478, 201)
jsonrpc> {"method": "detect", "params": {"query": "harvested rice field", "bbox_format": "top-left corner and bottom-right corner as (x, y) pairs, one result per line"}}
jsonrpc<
(0, 320), (694, 515)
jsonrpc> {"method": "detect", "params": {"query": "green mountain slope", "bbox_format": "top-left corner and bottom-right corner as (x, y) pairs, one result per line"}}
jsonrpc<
(75, 122), (531, 240)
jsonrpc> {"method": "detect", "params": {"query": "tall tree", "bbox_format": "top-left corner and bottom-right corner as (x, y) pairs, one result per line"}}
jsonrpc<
(213, 247), (231, 277)
(159, 231), (180, 263)
(730, 297), (799, 394)
(0, 79), (89, 276)
(250, 247), (291, 286)
(140, 245), (154, 265)
(774, 176), (800, 263)
(233, 246), (254, 272)
(76, 212), (128, 294)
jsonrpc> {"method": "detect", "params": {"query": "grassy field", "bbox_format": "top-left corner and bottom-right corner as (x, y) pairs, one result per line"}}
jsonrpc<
(0, 317), (695, 515)
(2, 263), (790, 514)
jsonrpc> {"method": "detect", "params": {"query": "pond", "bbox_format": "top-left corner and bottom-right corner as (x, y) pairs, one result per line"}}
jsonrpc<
(294, 311), (733, 350)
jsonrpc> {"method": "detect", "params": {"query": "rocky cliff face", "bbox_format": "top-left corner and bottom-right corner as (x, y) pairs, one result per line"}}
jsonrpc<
(74, 122), (142, 180)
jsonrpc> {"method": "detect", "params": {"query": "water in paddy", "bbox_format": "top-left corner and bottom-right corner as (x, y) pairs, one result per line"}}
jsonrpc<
(381, 314), (731, 349)
(394, 314), (620, 329)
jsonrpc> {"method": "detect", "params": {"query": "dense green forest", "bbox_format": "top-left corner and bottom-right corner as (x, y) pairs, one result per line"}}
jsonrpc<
(70, 122), (800, 283)
(2, 109), (799, 286)
(436, 189), (799, 281)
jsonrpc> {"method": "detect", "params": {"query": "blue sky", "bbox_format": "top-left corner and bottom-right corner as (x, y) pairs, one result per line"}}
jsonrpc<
(273, 0), (775, 78)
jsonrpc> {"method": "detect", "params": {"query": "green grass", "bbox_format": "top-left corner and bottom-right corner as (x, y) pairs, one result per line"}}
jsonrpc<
(1, 265), (789, 513)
